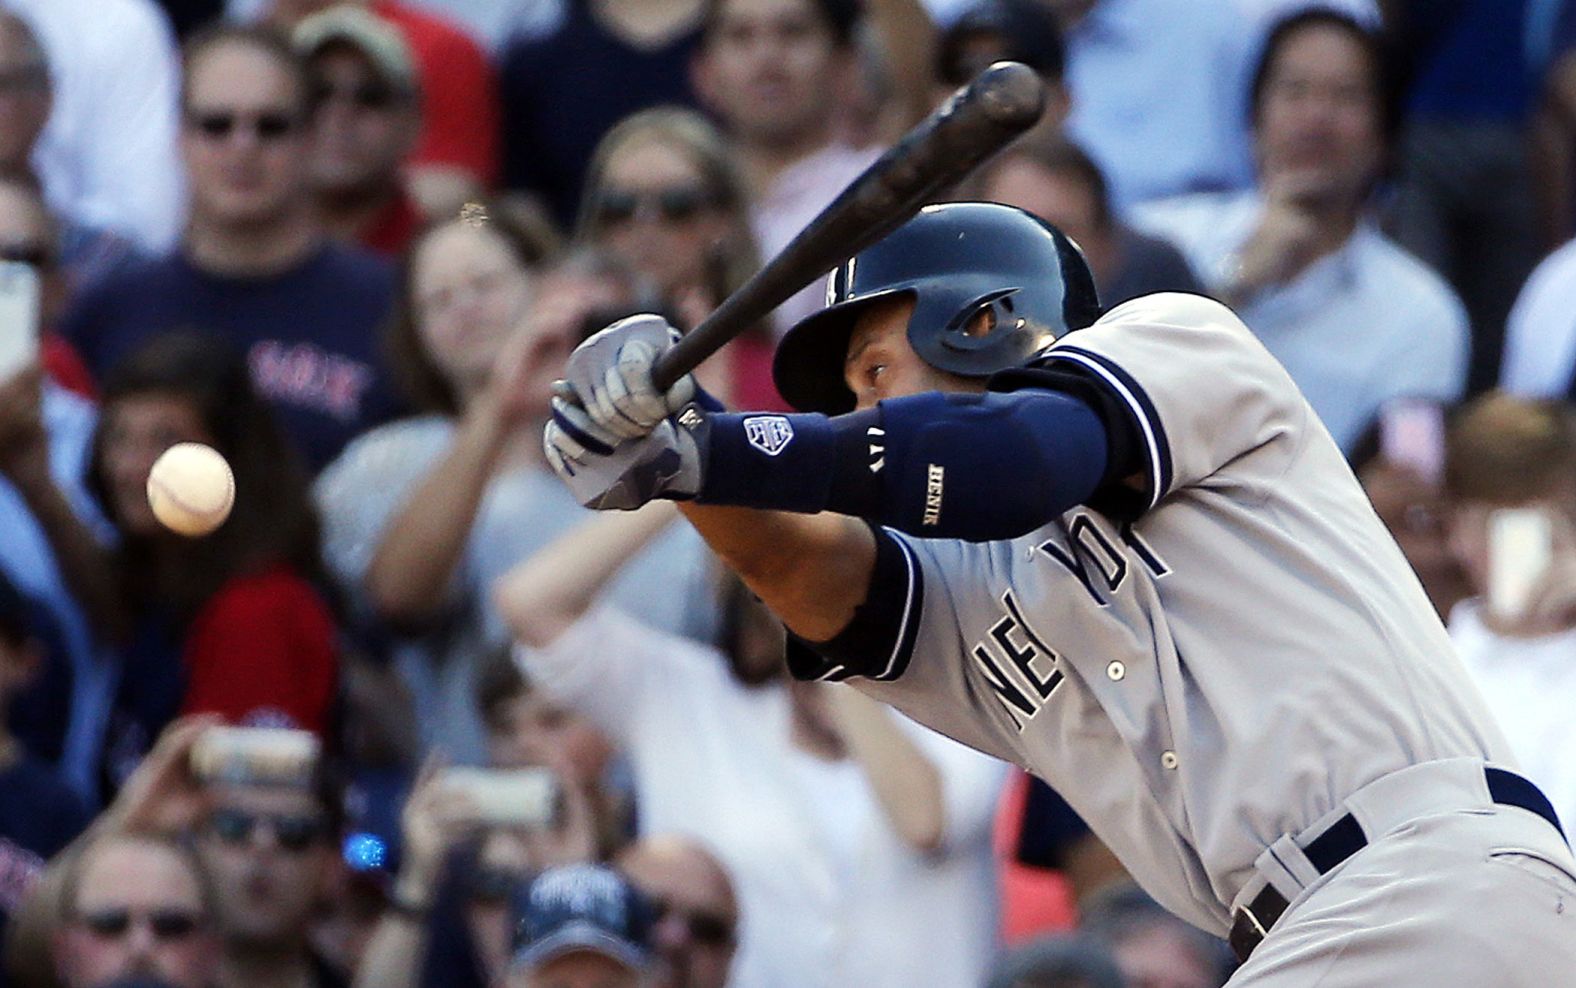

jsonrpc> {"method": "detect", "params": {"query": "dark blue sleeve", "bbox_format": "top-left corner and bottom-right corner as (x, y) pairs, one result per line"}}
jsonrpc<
(696, 388), (1112, 541)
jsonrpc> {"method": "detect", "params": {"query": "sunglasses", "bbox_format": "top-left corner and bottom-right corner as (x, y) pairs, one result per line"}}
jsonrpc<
(311, 80), (400, 111)
(76, 907), (204, 941)
(0, 241), (53, 269)
(654, 899), (735, 948)
(594, 186), (714, 226)
(186, 110), (299, 141)
(209, 807), (328, 852)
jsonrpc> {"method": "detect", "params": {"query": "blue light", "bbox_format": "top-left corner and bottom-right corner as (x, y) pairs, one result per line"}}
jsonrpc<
(343, 832), (388, 871)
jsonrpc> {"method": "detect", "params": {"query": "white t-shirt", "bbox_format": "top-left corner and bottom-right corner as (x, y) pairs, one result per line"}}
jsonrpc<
(8, 0), (184, 253)
(520, 607), (1007, 988)
(1501, 236), (1576, 398)
(1449, 600), (1576, 832)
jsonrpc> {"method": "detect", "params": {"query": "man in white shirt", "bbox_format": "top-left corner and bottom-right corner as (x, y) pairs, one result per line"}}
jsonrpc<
(1500, 235), (1576, 400)
(1443, 393), (1576, 834)
(5, 0), (185, 254)
(1132, 9), (1468, 453)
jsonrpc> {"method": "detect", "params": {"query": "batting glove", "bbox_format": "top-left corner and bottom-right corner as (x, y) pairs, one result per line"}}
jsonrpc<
(561, 314), (696, 441)
(544, 397), (707, 510)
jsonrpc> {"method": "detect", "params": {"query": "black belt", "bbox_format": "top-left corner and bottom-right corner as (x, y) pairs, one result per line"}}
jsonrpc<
(1228, 767), (1567, 963)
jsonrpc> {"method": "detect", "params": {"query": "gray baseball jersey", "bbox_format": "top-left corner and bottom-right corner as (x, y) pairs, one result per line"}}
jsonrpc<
(792, 292), (1517, 936)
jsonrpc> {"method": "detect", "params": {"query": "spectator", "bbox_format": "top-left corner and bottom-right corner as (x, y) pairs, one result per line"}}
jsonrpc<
(3, 0), (185, 255)
(195, 766), (348, 987)
(352, 758), (600, 988)
(984, 933), (1127, 988)
(499, 0), (706, 228)
(83, 334), (337, 791)
(0, 571), (92, 976)
(62, 23), (403, 474)
(316, 220), (713, 763)
(1047, 0), (1256, 210)
(1386, 0), (1552, 391)
(614, 836), (737, 988)
(51, 833), (221, 988)
(496, 505), (1007, 988)
(933, 0), (1071, 136)
(259, 0), (500, 218)
(0, 178), (98, 397)
(574, 107), (774, 406)
(692, 0), (881, 333)
(0, 13), (133, 294)
(506, 864), (657, 988)
(1078, 884), (1229, 988)
(1500, 230), (1576, 400)
(975, 138), (1203, 309)
(1132, 9), (1468, 454)
(296, 6), (424, 258)
(1441, 393), (1576, 831)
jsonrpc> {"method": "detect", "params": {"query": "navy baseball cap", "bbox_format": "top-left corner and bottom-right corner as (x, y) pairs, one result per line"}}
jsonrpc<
(510, 864), (654, 973)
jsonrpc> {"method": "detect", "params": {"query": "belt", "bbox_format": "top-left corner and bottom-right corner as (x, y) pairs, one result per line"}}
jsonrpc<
(1228, 767), (1566, 963)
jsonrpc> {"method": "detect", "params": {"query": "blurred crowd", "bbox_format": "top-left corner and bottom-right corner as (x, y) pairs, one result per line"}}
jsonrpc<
(1, 0), (1575, 986)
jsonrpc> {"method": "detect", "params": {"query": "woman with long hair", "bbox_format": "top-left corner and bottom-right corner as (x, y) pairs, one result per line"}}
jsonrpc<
(88, 331), (337, 787)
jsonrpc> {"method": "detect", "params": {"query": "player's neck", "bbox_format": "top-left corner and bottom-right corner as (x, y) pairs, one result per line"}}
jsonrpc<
(184, 207), (322, 279)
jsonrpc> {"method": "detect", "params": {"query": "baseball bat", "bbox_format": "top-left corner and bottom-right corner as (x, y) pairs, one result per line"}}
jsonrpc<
(648, 60), (1047, 392)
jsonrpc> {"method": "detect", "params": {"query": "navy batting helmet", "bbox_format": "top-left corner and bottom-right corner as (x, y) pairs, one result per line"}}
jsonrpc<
(772, 201), (1101, 415)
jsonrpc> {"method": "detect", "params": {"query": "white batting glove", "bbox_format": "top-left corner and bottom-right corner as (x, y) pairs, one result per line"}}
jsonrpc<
(561, 314), (696, 441)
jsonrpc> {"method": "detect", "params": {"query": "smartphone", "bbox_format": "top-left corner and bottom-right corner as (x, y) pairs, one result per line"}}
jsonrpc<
(0, 260), (40, 383)
(1380, 399), (1445, 486)
(1487, 507), (1553, 620)
(439, 767), (560, 829)
(190, 726), (321, 787)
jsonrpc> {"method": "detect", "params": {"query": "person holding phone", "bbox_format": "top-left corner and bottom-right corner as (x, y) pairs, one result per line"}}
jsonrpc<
(1442, 393), (1576, 837)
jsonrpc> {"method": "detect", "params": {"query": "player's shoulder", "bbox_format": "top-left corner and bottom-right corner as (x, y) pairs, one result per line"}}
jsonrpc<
(1086, 291), (1251, 338)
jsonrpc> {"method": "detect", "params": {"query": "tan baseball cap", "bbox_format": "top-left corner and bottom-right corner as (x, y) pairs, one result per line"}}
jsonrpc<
(294, 4), (418, 97)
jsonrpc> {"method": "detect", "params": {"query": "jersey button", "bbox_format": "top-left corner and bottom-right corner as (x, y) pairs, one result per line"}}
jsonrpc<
(1106, 660), (1126, 681)
(1160, 750), (1179, 770)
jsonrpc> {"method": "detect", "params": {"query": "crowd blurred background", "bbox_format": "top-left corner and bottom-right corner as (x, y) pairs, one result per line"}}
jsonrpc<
(1, 0), (1575, 986)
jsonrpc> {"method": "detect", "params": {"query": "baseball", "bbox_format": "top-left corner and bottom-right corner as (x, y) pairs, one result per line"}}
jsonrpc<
(146, 442), (235, 537)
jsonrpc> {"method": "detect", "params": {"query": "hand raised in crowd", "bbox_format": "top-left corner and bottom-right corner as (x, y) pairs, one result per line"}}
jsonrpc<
(102, 714), (224, 836)
(395, 757), (484, 902)
(0, 363), (49, 488)
(1225, 171), (1331, 303)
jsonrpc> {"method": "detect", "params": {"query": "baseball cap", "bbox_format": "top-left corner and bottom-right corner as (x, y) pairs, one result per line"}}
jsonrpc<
(293, 5), (417, 97)
(510, 864), (654, 973)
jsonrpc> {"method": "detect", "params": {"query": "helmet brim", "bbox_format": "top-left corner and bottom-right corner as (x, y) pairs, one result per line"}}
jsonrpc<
(772, 287), (910, 415)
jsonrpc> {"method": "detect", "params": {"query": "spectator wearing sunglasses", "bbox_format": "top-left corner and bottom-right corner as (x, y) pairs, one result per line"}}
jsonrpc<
(295, 6), (423, 259)
(61, 23), (404, 475)
(195, 769), (347, 987)
(576, 107), (778, 408)
(615, 837), (736, 988)
(52, 833), (220, 988)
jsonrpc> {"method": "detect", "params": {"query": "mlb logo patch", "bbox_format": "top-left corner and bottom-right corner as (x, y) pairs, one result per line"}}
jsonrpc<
(744, 415), (795, 456)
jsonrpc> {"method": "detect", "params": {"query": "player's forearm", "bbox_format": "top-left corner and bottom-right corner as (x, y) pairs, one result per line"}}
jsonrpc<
(365, 404), (508, 627)
(831, 686), (947, 854)
(678, 503), (876, 643)
(493, 502), (679, 648)
(693, 390), (1109, 541)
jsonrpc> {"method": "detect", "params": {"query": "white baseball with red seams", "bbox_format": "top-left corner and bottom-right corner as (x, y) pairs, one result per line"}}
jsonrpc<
(146, 442), (235, 537)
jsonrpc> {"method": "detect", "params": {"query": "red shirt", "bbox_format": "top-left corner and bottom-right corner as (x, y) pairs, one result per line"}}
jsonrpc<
(41, 333), (96, 399)
(375, 1), (500, 187)
(359, 188), (424, 258)
(179, 566), (338, 735)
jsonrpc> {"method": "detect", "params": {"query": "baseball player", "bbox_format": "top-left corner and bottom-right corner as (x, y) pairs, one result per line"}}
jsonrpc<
(543, 202), (1575, 983)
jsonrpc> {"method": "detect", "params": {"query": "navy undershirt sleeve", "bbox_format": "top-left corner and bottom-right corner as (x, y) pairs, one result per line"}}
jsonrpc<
(694, 387), (1112, 541)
